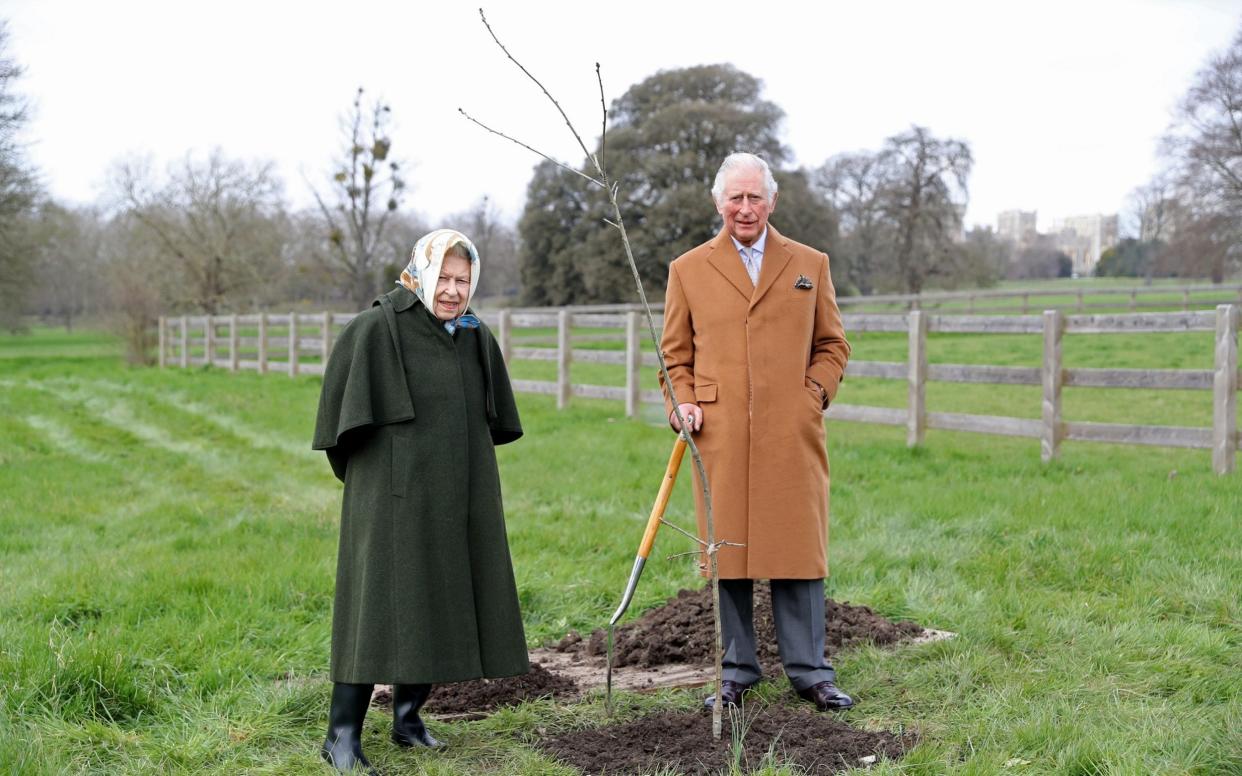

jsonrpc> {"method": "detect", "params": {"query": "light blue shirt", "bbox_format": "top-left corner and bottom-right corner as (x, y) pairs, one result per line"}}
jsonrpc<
(730, 228), (768, 285)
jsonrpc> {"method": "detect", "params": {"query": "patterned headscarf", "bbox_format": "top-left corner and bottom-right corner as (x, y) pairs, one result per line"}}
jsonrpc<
(397, 229), (482, 324)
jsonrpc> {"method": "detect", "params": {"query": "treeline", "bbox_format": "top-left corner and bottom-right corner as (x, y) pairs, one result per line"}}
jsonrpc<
(2, 20), (1240, 358)
(518, 65), (986, 305)
(0, 43), (521, 356)
(517, 22), (1242, 303)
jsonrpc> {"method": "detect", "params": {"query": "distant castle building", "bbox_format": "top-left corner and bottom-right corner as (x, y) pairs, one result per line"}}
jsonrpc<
(995, 209), (1119, 276)
(1050, 214), (1119, 276)
(997, 210), (1038, 247)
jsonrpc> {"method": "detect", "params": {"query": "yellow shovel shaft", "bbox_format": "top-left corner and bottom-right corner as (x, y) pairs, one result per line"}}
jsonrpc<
(638, 435), (688, 559)
(607, 435), (689, 627)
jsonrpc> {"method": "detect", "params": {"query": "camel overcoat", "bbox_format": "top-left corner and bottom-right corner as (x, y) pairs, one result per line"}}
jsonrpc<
(660, 225), (850, 579)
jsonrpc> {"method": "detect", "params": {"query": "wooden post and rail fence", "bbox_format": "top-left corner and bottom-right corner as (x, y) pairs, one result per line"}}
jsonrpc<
(835, 281), (1242, 314)
(158, 297), (1239, 475)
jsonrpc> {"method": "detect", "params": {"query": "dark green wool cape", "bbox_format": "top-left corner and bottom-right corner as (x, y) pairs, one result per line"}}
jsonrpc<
(312, 286), (527, 684)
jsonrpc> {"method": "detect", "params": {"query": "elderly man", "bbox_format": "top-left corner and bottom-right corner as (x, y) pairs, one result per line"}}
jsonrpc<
(659, 152), (853, 711)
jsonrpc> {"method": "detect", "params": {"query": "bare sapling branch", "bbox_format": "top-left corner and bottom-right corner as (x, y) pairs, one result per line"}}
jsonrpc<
(659, 517), (746, 556)
(476, 9), (597, 170)
(596, 62), (607, 171)
(457, 108), (605, 189)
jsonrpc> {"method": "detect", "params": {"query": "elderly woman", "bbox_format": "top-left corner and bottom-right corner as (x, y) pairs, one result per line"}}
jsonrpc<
(312, 229), (527, 772)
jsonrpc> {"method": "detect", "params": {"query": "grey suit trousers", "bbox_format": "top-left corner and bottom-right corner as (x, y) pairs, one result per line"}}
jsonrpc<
(719, 578), (836, 691)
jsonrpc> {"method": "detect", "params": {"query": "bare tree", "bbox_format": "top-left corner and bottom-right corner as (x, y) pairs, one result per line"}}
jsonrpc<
(0, 19), (39, 332)
(310, 88), (406, 310)
(1125, 174), (1177, 284)
(1158, 24), (1242, 282)
(879, 125), (973, 294)
(1165, 26), (1242, 213)
(114, 150), (287, 314)
(813, 127), (974, 295)
(451, 196), (520, 300)
(814, 152), (886, 294)
(1164, 207), (1236, 282)
(29, 203), (103, 329)
(97, 211), (170, 364)
(1129, 173), (1176, 244)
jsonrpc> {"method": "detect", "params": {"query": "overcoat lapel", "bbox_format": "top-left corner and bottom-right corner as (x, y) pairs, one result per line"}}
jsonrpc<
(706, 229), (755, 301)
(749, 225), (793, 310)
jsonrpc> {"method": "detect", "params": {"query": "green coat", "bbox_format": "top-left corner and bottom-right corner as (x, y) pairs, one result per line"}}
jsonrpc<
(312, 286), (527, 684)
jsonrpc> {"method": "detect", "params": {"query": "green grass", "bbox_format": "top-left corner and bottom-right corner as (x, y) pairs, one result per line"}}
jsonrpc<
(1, 327), (1239, 774)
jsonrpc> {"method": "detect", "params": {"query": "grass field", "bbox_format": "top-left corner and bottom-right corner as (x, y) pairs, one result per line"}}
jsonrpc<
(1, 327), (1239, 775)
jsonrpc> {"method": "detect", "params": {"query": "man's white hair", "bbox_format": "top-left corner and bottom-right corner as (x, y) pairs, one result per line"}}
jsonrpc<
(711, 152), (778, 206)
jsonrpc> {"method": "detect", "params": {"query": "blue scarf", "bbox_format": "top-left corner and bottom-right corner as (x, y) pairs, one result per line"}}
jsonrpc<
(444, 314), (480, 335)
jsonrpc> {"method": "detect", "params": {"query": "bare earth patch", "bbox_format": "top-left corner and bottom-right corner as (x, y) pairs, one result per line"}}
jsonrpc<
(539, 704), (915, 775)
(367, 585), (937, 773)
(370, 662), (580, 719)
(553, 583), (944, 685)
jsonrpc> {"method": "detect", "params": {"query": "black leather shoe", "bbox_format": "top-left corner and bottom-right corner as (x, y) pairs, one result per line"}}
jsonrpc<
(391, 684), (445, 749)
(796, 681), (854, 711)
(703, 680), (755, 709)
(321, 682), (380, 774)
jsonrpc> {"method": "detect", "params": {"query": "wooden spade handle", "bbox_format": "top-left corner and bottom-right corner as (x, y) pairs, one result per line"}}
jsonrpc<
(638, 435), (688, 559)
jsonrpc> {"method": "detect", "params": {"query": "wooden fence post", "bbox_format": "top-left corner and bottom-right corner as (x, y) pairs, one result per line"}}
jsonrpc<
(1022, 293), (1030, 314)
(258, 313), (268, 375)
(1183, 289), (1191, 312)
(1213, 304), (1238, 475)
(180, 316), (189, 368)
(321, 312), (333, 366)
(158, 317), (167, 368)
(204, 316), (215, 368)
(625, 311), (641, 418)
(557, 309), (571, 409)
(1041, 309), (1064, 463)
(498, 309), (511, 364)
(288, 313), (299, 378)
(1077, 290), (1084, 313)
(1129, 290), (1138, 311)
(907, 310), (927, 447)
(229, 314), (239, 372)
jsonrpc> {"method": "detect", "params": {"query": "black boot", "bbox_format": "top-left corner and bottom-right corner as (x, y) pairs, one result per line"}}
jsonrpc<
(391, 684), (444, 748)
(321, 682), (378, 774)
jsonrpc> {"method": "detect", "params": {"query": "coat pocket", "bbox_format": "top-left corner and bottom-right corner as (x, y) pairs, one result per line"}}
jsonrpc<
(694, 383), (718, 403)
(391, 435), (415, 498)
(804, 378), (826, 412)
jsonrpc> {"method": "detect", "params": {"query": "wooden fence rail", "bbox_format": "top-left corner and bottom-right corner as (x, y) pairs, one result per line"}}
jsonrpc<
(159, 304), (1240, 474)
(494, 282), (1242, 316)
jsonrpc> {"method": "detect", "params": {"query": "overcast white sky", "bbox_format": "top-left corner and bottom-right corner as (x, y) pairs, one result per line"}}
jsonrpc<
(6, 0), (1241, 233)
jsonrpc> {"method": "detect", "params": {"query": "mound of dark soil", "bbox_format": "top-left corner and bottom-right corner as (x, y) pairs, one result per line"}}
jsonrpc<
(559, 584), (924, 676)
(371, 663), (579, 716)
(539, 705), (914, 775)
